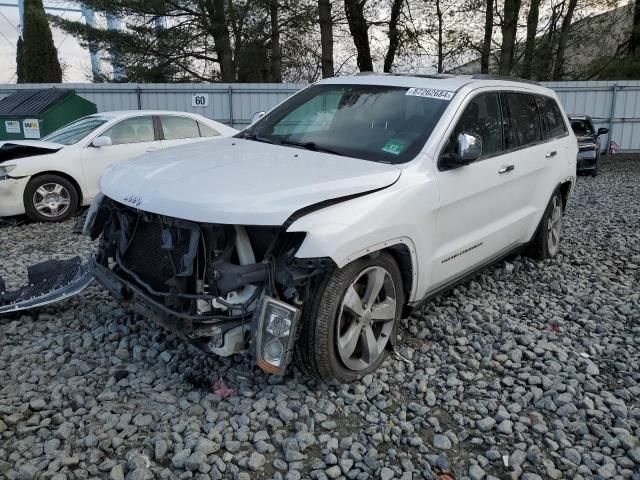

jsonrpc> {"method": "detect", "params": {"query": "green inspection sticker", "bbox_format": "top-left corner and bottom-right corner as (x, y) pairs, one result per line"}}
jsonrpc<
(382, 139), (406, 155)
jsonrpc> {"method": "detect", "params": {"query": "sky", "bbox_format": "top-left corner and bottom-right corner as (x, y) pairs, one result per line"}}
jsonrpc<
(0, 2), (91, 83)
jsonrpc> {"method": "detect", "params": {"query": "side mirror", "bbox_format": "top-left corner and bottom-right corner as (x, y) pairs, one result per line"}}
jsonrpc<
(596, 127), (609, 137)
(441, 132), (482, 170)
(92, 136), (112, 147)
(251, 111), (266, 124)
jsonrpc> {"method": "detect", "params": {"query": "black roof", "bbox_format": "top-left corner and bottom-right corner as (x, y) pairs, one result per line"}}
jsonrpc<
(0, 89), (72, 116)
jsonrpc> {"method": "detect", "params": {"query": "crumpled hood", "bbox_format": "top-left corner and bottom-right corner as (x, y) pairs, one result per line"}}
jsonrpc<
(0, 140), (64, 163)
(100, 137), (401, 225)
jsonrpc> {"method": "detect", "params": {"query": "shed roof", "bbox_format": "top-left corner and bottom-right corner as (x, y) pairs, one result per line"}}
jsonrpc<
(0, 89), (72, 116)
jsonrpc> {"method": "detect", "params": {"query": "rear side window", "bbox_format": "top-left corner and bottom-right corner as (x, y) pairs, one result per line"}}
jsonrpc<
(536, 95), (567, 139)
(161, 116), (200, 140)
(444, 92), (503, 158)
(501, 93), (541, 149)
(198, 122), (221, 137)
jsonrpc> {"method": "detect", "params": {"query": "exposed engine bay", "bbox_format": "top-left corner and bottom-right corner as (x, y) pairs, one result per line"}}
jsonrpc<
(84, 196), (334, 373)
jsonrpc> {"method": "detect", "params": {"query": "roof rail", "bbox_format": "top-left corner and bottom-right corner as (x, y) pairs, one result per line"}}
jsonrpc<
(355, 72), (456, 79)
(470, 74), (541, 86)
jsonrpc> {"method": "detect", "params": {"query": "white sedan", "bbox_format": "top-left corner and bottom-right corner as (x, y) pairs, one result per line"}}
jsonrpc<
(0, 110), (236, 222)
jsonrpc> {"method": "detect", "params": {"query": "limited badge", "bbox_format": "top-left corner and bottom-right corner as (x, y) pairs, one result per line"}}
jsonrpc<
(382, 139), (405, 155)
(406, 88), (455, 100)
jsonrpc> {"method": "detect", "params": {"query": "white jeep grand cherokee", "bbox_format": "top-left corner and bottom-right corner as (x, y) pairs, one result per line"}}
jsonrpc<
(1, 74), (577, 382)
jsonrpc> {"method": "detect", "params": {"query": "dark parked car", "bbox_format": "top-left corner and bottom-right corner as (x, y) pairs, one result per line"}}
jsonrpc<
(568, 114), (608, 176)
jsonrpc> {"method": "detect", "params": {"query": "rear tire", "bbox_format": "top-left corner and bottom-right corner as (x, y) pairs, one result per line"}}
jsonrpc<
(527, 191), (563, 260)
(24, 174), (78, 222)
(295, 252), (404, 383)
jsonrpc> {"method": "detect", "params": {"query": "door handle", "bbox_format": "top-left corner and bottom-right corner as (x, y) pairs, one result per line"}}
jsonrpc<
(545, 150), (558, 158)
(498, 164), (515, 174)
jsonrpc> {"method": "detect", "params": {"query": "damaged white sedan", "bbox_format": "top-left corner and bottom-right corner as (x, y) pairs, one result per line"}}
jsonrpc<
(1, 74), (577, 382)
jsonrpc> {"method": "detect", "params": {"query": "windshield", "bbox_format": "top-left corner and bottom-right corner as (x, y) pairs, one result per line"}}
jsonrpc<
(43, 116), (109, 145)
(237, 84), (451, 163)
(569, 117), (594, 137)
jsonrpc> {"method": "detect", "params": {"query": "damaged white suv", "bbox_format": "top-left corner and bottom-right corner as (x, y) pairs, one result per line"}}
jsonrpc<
(1, 74), (577, 382)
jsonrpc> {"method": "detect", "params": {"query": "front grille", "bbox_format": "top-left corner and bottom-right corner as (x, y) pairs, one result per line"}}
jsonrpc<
(122, 217), (196, 292)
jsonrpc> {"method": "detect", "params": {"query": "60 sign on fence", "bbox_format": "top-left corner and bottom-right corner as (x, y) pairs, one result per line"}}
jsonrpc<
(191, 93), (209, 107)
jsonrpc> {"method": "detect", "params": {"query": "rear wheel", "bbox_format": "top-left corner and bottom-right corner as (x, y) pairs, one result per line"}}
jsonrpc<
(527, 191), (563, 260)
(24, 174), (78, 222)
(295, 253), (404, 383)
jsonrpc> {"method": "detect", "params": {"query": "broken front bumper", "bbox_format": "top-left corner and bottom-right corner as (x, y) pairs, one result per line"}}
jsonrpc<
(0, 257), (93, 315)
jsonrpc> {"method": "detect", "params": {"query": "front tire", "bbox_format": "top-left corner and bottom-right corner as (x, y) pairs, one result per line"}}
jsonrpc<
(24, 174), (78, 222)
(295, 253), (404, 383)
(528, 191), (563, 260)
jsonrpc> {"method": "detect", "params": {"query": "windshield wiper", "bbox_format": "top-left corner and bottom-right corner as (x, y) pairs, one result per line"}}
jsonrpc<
(278, 139), (345, 156)
(238, 132), (275, 144)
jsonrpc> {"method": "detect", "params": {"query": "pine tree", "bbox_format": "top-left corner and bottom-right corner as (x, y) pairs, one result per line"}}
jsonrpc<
(17, 0), (63, 83)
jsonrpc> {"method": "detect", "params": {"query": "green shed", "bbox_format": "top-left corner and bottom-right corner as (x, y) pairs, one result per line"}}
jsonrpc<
(0, 88), (97, 141)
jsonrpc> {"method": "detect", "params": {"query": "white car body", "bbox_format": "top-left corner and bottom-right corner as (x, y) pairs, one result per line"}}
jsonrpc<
(0, 110), (236, 218)
(100, 75), (576, 305)
(1, 74), (577, 381)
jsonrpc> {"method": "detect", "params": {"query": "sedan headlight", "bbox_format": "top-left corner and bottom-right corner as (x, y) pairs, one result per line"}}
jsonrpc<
(0, 164), (17, 179)
(253, 296), (300, 375)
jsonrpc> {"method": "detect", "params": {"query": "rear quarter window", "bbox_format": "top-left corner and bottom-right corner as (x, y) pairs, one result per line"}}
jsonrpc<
(536, 95), (568, 139)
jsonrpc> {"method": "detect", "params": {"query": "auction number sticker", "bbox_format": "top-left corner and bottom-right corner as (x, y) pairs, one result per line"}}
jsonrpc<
(191, 93), (209, 107)
(406, 88), (455, 100)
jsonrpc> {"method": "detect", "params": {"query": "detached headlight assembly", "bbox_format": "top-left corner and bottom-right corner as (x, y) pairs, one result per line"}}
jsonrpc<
(253, 296), (300, 375)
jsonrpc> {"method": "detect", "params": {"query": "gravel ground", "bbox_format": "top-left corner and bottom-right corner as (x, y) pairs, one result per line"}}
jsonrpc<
(1, 155), (639, 480)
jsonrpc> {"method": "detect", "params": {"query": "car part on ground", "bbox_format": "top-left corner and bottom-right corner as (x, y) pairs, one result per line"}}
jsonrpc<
(0, 256), (93, 315)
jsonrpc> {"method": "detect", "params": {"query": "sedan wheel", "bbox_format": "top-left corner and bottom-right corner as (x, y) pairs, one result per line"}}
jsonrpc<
(24, 174), (79, 222)
(33, 183), (71, 218)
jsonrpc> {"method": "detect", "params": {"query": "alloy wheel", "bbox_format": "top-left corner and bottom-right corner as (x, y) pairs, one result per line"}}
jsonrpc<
(547, 196), (562, 256)
(33, 183), (71, 218)
(336, 266), (397, 371)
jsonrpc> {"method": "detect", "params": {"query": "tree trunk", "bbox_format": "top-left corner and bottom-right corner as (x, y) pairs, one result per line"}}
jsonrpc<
(436, 0), (444, 72)
(499, 0), (521, 76)
(552, 0), (578, 80)
(270, 0), (282, 82)
(319, 0), (334, 77)
(480, 0), (493, 74)
(629, 0), (640, 56)
(383, 0), (404, 72)
(344, 0), (373, 71)
(521, 0), (541, 79)
(208, 0), (235, 82)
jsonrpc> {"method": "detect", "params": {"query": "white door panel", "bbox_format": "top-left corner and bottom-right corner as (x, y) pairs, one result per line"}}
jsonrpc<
(431, 151), (526, 287)
(81, 115), (160, 201)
